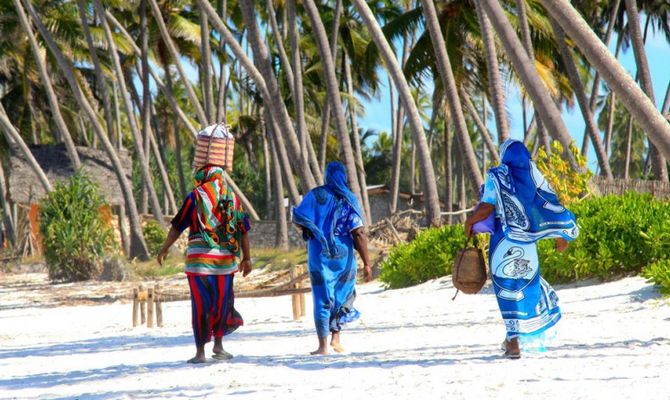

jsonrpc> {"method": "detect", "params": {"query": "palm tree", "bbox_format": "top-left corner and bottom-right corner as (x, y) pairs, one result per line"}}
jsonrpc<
(352, 0), (441, 226)
(623, 0), (667, 181)
(302, 0), (364, 208)
(12, 0), (80, 170)
(473, 0), (509, 143)
(541, 0), (670, 162)
(19, 0), (150, 260)
(420, 0), (483, 190)
(549, 17), (614, 179)
(0, 160), (16, 246)
(480, 0), (580, 170)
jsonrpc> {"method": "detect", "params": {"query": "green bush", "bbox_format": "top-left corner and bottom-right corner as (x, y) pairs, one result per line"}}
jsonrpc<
(143, 219), (167, 257)
(39, 173), (116, 282)
(643, 259), (670, 295)
(379, 224), (466, 289)
(539, 192), (670, 283)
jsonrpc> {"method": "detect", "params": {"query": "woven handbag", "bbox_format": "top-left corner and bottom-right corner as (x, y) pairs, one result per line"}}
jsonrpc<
(452, 237), (487, 298)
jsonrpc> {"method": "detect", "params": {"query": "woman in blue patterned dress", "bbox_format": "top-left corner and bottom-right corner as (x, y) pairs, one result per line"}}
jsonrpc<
(292, 162), (372, 355)
(465, 140), (578, 359)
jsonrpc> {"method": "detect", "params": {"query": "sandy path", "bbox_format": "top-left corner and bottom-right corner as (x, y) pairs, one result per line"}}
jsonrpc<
(0, 276), (668, 399)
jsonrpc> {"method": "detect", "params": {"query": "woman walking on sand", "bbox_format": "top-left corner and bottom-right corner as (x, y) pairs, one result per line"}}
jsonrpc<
(465, 139), (578, 359)
(157, 124), (252, 364)
(292, 161), (372, 355)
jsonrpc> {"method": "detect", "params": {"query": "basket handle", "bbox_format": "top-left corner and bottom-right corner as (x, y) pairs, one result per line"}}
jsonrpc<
(451, 235), (478, 301)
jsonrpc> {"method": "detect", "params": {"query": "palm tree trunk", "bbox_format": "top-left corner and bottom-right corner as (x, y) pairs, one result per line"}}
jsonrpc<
(199, 8), (215, 123)
(582, 0), (621, 156)
(624, 0), (667, 181)
(389, 33), (409, 215)
(20, 0), (150, 260)
(15, 0), (80, 170)
(139, 0), (151, 214)
(474, 0), (509, 143)
(344, 51), (372, 224)
(302, 0), (363, 203)
(460, 88), (501, 165)
(92, 0), (165, 224)
(105, 11), (199, 138)
(0, 161), (16, 246)
(445, 123), (453, 225)
(263, 107), (301, 205)
(216, 0), (228, 122)
(550, 17), (614, 179)
(268, 124), (288, 249)
(288, 0), (323, 185)
(0, 104), (52, 192)
(541, 0), (670, 164)
(318, 0), (343, 172)
(420, 0), (483, 189)
(262, 131), (273, 219)
(353, 0), (441, 226)
(624, 116), (633, 180)
(268, 0), (295, 92)
(210, 0), (315, 192)
(481, 0), (579, 168)
(146, 0), (208, 127)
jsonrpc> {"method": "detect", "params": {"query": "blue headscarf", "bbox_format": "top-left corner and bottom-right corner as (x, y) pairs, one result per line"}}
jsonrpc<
(292, 162), (364, 258)
(489, 140), (578, 243)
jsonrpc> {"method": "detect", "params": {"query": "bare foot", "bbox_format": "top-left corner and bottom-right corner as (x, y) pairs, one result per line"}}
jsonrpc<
(504, 337), (521, 359)
(310, 347), (329, 355)
(330, 332), (345, 353)
(187, 355), (206, 364)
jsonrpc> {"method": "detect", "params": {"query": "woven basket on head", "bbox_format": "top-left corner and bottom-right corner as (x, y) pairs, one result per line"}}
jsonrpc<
(193, 123), (235, 171)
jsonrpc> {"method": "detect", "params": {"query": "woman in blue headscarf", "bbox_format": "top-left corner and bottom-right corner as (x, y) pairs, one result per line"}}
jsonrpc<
(292, 161), (372, 355)
(465, 139), (578, 359)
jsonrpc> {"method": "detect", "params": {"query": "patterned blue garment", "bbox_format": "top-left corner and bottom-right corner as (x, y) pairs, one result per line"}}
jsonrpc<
(483, 140), (578, 339)
(292, 162), (364, 338)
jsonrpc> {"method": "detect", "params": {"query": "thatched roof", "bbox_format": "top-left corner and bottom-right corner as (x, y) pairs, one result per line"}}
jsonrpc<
(9, 144), (132, 205)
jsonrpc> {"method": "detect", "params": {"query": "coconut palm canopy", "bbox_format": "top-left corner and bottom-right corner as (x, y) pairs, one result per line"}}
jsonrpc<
(0, 0), (669, 258)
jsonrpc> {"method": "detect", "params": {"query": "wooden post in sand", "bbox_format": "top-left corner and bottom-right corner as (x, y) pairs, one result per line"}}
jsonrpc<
(139, 284), (146, 324)
(290, 265), (301, 320)
(132, 288), (139, 327)
(297, 265), (306, 317)
(155, 284), (163, 328)
(147, 288), (155, 328)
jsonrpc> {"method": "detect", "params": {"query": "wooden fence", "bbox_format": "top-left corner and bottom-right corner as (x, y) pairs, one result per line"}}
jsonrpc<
(592, 177), (670, 199)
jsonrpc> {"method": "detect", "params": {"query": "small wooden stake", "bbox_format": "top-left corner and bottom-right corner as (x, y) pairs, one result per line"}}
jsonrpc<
(147, 288), (154, 328)
(139, 284), (146, 324)
(132, 288), (139, 327)
(155, 284), (163, 328)
(297, 265), (306, 317)
(290, 266), (300, 321)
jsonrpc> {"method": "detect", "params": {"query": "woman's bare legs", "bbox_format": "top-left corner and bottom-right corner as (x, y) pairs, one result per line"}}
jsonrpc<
(311, 336), (329, 355)
(330, 331), (345, 353)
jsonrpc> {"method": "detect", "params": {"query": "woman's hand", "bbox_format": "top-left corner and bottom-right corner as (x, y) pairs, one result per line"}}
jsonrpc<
(556, 238), (569, 253)
(239, 259), (252, 277)
(363, 264), (372, 283)
(464, 218), (474, 238)
(157, 247), (169, 266)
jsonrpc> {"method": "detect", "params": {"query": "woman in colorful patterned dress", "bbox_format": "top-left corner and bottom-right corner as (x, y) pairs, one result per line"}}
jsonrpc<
(465, 139), (578, 359)
(157, 164), (251, 363)
(292, 162), (372, 355)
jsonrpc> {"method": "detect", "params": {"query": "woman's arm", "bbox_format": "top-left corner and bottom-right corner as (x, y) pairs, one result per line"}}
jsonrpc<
(352, 227), (372, 282)
(157, 227), (181, 265)
(238, 231), (252, 277)
(464, 203), (495, 237)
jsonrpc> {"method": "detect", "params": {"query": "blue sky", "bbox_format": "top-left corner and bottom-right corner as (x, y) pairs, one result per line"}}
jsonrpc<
(356, 28), (669, 171)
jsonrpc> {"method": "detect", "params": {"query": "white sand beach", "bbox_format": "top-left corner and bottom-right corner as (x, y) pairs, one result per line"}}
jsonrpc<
(1, 275), (669, 400)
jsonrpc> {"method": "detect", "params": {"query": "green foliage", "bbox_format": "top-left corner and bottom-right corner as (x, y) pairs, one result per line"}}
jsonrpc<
(539, 192), (670, 283)
(380, 224), (466, 289)
(535, 141), (592, 205)
(643, 260), (670, 296)
(39, 173), (116, 282)
(143, 219), (167, 257)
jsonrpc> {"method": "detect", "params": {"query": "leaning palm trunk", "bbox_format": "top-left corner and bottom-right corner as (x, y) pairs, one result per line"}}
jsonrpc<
(481, 0), (580, 170)
(444, 121), (453, 225)
(267, 122), (288, 249)
(0, 103), (53, 192)
(473, 0), (509, 143)
(624, 0), (667, 181)
(263, 108), (301, 205)
(220, 0), (316, 192)
(92, 0), (165, 225)
(541, 0), (670, 163)
(421, 0), (483, 190)
(550, 18), (614, 180)
(389, 34), (410, 215)
(0, 161), (16, 246)
(146, 0), (208, 127)
(14, 0), (80, 170)
(582, 0), (621, 155)
(460, 88), (501, 165)
(20, 0), (150, 260)
(287, 0), (323, 184)
(302, 0), (363, 203)
(199, 8), (215, 123)
(624, 116), (634, 180)
(352, 0), (441, 226)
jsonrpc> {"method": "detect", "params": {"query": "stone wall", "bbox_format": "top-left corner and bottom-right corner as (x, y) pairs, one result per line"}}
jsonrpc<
(368, 192), (420, 223)
(248, 220), (304, 249)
